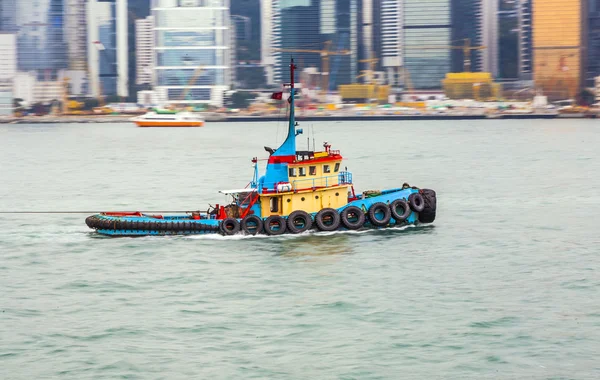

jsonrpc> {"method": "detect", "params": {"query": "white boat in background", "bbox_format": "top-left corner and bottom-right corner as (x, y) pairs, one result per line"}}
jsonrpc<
(132, 109), (204, 127)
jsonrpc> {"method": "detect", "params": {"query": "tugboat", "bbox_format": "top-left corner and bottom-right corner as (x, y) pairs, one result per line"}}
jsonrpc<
(85, 60), (436, 236)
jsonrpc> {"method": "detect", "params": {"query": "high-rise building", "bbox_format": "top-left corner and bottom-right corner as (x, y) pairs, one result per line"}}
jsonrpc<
(262, 0), (358, 90)
(380, 0), (403, 85)
(0, 33), (16, 115)
(16, 0), (68, 73)
(588, 0), (600, 87)
(404, 0), (452, 89)
(518, 0), (533, 80)
(0, 1), (17, 32)
(152, 0), (232, 107)
(533, 0), (584, 99)
(479, 0), (499, 76)
(87, 0), (129, 98)
(65, 0), (87, 70)
(136, 16), (154, 86)
(451, 0), (498, 76)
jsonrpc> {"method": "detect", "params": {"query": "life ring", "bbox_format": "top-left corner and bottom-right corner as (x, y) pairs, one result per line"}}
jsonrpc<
(340, 206), (365, 230)
(241, 215), (264, 235)
(408, 193), (425, 212)
(287, 210), (312, 234)
(389, 199), (411, 222)
(367, 202), (391, 227)
(264, 215), (287, 235)
(315, 208), (340, 231)
(220, 218), (240, 235)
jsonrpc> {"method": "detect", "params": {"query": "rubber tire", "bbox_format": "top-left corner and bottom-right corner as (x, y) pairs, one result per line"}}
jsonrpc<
(315, 208), (341, 232)
(264, 215), (287, 235)
(408, 193), (425, 212)
(287, 210), (312, 234)
(390, 199), (411, 222)
(418, 189), (437, 224)
(240, 215), (264, 235)
(340, 206), (365, 230)
(220, 218), (240, 236)
(367, 202), (392, 227)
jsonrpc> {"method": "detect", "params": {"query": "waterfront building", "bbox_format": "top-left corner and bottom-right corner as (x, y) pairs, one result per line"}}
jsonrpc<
(152, 0), (232, 107)
(65, 0), (89, 96)
(16, 0), (68, 73)
(479, 0), (499, 76)
(0, 33), (16, 115)
(517, 0), (533, 80)
(0, 1), (17, 32)
(87, 0), (129, 98)
(403, 0), (452, 89)
(532, 0), (584, 99)
(380, 0), (403, 85)
(588, 0), (600, 87)
(136, 16), (154, 86)
(262, 0), (358, 90)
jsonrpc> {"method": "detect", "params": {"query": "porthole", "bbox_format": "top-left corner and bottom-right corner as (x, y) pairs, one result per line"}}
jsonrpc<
(301, 197), (305, 201)
(287, 199), (291, 203)
(335, 192), (339, 196)
(315, 195), (319, 199)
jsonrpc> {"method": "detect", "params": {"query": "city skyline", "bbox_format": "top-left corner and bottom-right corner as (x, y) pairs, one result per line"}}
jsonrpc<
(0, 0), (597, 112)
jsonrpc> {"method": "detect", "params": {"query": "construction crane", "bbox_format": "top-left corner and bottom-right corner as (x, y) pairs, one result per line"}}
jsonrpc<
(179, 66), (207, 103)
(406, 38), (486, 72)
(272, 41), (351, 95)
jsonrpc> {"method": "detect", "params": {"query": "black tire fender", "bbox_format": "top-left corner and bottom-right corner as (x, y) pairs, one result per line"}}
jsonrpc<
(287, 210), (313, 234)
(408, 193), (425, 212)
(264, 215), (287, 235)
(367, 202), (391, 227)
(340, 206), (365, 230)
(220, 218), (240, 235)
(390, 199), (411, 222)
(315, 208), (341, 231)
(240, 215), (264, 235)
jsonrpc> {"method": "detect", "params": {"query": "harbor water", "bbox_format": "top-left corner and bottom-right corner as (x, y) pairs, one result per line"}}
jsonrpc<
(0, 119), (599, 379)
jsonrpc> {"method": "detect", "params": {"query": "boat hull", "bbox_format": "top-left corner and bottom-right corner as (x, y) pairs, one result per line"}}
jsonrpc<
(86, 188), (436, 237)
(134, 121), (204, 127)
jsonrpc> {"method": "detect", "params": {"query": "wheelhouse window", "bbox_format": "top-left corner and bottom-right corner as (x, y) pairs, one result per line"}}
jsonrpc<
(323, 164), (331, 173)
(289, 167), (297, 177)
(270, 197), (279, 212)
(299, 167), (307, 176)
(334, 163), (340, 172)
(309, 166), (316, 175)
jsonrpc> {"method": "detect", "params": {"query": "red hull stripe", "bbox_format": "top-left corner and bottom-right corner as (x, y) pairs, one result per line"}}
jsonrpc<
(268, 154), (343, 165)
(267, 155), (296, 164)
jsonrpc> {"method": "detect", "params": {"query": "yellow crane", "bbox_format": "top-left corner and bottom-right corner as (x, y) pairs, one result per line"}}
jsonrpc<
(272, 41), (351, 95)
(179, 66), (207, 103)
(406, 38), (486, 72)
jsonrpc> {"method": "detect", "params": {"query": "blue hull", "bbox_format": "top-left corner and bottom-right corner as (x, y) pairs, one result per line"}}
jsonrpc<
(86, 187), (435, 237)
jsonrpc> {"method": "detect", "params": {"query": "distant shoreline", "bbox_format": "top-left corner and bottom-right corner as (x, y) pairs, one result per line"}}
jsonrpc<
(0, 113), (594, 124)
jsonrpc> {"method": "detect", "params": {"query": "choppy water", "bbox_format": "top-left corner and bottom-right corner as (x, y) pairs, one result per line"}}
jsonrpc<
(0, 119), (599, 379)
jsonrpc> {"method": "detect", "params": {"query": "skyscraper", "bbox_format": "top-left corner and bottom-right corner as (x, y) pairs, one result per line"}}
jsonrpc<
(0, 1), (17, 32)
(65, 0), (87, 70)
(262, 0), (358, 90)
(532, 0), (583, 99)
(152, 0), (232, 107)
(588, 0), (600, 86)
(403, 0), (452, 89)
(380, 0), (403, 85)
(136, 16), (154, 86)
(17, 0), (68, 73)
(518, 0), (533, 80)
(87, 0), (129, 98)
